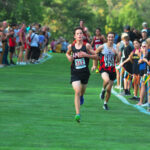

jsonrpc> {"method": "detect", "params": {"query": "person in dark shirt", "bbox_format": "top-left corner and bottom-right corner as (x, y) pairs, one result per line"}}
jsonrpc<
(124, 25), (136, 42)
(141, 38), (150, 111)
(121, 39), (141, 100)
(142, 22), (150, 37)
(66, 27), (97, 122)
(137, 41), (147, 105)
(120, 33), (134, 95)
(140, 29), (148, 43)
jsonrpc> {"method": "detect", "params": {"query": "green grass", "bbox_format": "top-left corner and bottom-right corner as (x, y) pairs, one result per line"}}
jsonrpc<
(0, 53), (150, 150)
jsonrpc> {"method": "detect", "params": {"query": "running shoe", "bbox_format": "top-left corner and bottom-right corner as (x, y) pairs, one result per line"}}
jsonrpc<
(100, 90), (105, 100)
(96, 69), (99, 73)
(75, 114), (80, 123)
(103, 104), (109, 110)
(129, 96), (139, 101)
(80, 96), (84, 105)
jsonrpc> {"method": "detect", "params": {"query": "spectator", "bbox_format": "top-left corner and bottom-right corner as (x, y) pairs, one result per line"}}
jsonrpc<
(55, 38), (62, 53)
(28, 27), (40, 63)
(50, 39), (56, 52)
(8, 28), (16, 65)
(14, 24), (20, 57)
(142, 22), (150, 37)
(2, 20), (9, 66)
(17, 23), (26, 65)
(114, 32), (121, 44)
(120, 33), (133, 95)
(61, 39), (69, 53)
(140, 29), (148, 43)
(38, 30), (45, 58)
(124, 25), (136, 42)
(137, 41), (148, 105)
(132, 28), (141, 40)
(0, 22), (3, 65)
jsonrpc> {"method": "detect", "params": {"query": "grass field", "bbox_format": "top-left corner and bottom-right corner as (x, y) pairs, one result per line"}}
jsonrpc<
(0, 53), (150, 150)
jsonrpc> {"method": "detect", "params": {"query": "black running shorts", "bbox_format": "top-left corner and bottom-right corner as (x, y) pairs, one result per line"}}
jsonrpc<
(70, 73), (90, 84)
(100, 70), (116, 81)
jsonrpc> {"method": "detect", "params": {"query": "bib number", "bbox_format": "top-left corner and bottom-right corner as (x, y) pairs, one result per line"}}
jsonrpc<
(75, 58), (86, 69)
(104, 54), (115, 67)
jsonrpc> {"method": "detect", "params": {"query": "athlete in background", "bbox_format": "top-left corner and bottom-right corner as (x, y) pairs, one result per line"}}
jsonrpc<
(91, 28), (106, 73)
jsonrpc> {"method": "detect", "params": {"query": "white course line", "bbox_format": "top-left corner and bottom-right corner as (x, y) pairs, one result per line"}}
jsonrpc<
(38, 53), (52, 64)
(112, 89), (150, 115)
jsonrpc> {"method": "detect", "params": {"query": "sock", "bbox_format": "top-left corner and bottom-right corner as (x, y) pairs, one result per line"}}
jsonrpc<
(104, 101), (107, 104)
(125, 89), (128, 94)
(102, 88), (105, 91)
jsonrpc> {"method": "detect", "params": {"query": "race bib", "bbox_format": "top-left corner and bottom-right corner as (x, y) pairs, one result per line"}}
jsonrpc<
(104, 54), (115, 67)
(75, 58), (86, 69)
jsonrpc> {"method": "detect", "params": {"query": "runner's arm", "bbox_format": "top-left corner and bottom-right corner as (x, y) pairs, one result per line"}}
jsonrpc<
(91, 38), (94, 47)
(66, 44), (74, 62)
(101, 35), (106, 43)
(91, 45), (104, 71)
(78, 43), (97, 59)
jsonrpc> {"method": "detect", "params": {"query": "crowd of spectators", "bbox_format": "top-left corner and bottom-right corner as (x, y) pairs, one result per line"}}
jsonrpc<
(0, 21), (69, 67)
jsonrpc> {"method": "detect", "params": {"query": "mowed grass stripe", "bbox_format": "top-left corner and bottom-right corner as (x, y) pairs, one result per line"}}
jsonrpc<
(0, 53), (150, 150)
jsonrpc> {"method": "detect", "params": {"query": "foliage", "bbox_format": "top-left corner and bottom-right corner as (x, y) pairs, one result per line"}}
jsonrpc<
(0, 0), (150, 40)
(0, 0), (43, 24)
(105, 0), (150, 34)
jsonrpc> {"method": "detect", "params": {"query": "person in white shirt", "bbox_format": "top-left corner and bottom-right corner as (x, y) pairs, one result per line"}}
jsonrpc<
(28, 27), (40, 63)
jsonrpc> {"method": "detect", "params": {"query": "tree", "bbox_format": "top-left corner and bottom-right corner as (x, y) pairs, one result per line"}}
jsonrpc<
(0, 0), (43, 24)
(105, 0), (143, 34)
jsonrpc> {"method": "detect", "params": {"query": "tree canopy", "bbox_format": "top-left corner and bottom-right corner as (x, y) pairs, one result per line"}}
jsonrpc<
(0, 0), (150, 40)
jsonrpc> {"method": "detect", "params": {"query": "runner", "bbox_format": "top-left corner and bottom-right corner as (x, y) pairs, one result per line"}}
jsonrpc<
(92, 32), (120, 110)
(66, 27), (97, 122)
(91, 28), (106, 73)
(79, 20), (90, 43)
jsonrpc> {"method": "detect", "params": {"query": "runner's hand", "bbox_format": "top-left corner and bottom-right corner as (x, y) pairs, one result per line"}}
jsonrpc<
(91, 65), (97, 71)
(78, 51), (87, 58)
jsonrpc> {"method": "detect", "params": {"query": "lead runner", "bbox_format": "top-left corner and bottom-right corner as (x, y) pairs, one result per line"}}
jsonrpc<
(92, 32), (120, 110)
(66, 27), (97, 122)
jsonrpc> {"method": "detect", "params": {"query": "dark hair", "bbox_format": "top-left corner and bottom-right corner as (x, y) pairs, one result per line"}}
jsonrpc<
(96, 28), (101, 32)
(133, 39), (141, 44)
(74, 26), (83, 35)
(124, 25), (130, 31)
(107, 32), (115, 37)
